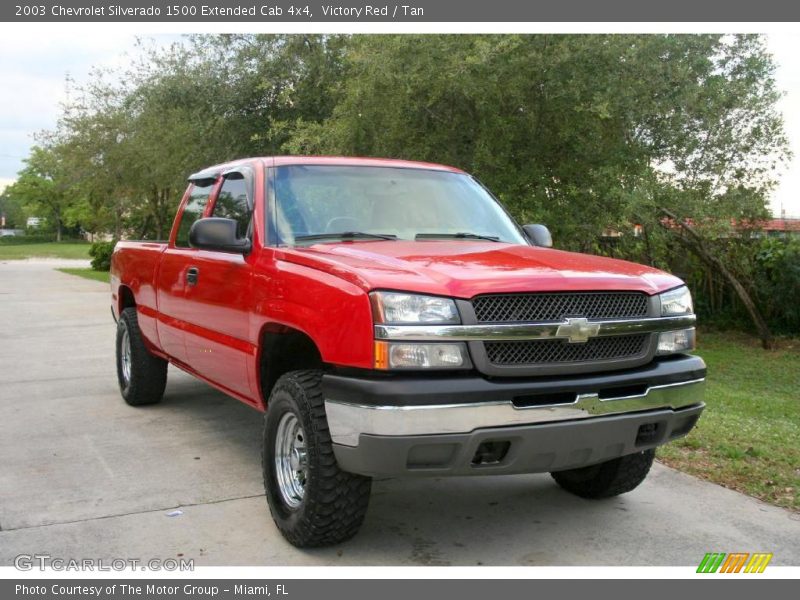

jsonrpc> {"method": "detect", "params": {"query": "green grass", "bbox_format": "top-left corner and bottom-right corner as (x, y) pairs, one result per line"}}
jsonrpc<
(658, 330), (800, 511)
(0, 241), (91, 260)
(56, 268), (110, 283)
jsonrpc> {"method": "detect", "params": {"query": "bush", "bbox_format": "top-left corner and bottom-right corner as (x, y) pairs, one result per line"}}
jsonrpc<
(613, 233), (800, 336)
(0, 233), (57, 245)
(753, 237), (800, 334)
(89, 241), (115, 271)
(671, 236), (800, 336)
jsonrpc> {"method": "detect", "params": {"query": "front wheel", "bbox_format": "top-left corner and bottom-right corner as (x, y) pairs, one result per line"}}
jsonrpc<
(263, 370), (372, 547)
(550, 449), (655, 499)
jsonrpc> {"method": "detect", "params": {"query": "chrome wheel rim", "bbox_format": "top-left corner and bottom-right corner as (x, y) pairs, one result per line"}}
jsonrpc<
(275, 412), (308, 508)
(120, 328), (132, 385)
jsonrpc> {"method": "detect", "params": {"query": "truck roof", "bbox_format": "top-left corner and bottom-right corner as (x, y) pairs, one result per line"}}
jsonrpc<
(188, 156), (464, 182)
(266, 156), (464, 173)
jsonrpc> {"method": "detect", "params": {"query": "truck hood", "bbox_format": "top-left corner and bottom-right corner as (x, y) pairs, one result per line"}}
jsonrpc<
(277, 240), (683, 298)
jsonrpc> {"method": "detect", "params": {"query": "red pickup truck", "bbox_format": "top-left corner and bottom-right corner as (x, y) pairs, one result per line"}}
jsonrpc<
(111, 156), (705, 547)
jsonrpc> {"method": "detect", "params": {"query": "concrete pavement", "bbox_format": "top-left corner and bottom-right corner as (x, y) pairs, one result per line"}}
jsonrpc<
(1, 259), (798, 566)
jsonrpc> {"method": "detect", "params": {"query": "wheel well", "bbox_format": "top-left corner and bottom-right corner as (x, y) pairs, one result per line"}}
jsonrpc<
(259, 326), (324, 406)
(119, 285), (136, 312)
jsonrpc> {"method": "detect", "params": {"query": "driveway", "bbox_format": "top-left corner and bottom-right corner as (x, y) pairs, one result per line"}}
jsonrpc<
(1, 260), (798, 566)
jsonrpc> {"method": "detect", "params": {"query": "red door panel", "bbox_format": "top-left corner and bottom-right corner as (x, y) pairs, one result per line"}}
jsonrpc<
(181, 250), (254, 399)
(155, 248), (196, 364)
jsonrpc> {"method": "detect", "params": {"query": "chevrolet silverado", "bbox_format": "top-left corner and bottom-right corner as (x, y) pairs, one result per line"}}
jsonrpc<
(110, 156), (705, 547)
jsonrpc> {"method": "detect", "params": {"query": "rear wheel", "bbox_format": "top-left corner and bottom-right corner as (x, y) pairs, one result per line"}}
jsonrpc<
(550, 449), (655, 499)
(116, 307), (168, 406)
(263, 370), (372, 547)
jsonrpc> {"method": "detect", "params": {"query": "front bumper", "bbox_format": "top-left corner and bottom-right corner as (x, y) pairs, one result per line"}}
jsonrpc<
(323, 355), (706, 477)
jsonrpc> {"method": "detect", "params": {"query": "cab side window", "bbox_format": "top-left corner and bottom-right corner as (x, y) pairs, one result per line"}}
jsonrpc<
(175, 182), (215, 248)
(213, 174), (252, 240)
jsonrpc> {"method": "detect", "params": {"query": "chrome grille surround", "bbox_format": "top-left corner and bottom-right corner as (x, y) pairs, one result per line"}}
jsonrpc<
(468, 292), (656, 375)
(373, 293), (684, 377)
(470, 292), (657, 376)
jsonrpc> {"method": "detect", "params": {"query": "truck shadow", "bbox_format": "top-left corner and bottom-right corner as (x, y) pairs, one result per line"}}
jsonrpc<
(157, 372), (264, 457)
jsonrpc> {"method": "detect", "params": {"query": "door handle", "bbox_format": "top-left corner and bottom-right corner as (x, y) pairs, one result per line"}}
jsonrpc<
(186, 266), (199, 286)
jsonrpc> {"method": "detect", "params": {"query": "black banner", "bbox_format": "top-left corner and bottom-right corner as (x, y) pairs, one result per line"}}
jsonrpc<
(3, 579), (799, 600)
(3, 0), (800, 22)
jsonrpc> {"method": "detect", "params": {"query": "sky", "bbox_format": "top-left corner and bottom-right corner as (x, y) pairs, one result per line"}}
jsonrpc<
(766, 34), (800, 218)
(1, 32), (799, 218)
(0, 32), (178, 192)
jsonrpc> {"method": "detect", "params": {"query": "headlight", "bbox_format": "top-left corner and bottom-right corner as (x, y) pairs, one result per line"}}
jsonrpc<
(371, 292), (467, 369)
(660, 285), (693, 316)
(658, 287), (695, 355)
(657, 329), (696, 355)
(371, 292), (460, 324)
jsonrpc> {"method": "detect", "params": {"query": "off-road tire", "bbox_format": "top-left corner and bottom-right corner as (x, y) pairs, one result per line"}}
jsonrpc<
(263, 370), (372, 547)
(116, 307), (168, 406)
(550, 449), (656, 499)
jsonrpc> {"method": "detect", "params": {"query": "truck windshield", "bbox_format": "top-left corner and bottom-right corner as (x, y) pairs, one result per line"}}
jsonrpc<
(272, 165), (527, 245)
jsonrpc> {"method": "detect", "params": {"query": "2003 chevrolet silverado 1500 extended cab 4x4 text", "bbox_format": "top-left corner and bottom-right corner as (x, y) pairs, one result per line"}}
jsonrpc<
(110, 156), (705, 547)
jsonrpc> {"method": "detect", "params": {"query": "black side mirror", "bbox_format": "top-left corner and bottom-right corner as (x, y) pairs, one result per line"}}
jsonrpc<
(189, 218), (251, 254)
(522, 224), (553, 248)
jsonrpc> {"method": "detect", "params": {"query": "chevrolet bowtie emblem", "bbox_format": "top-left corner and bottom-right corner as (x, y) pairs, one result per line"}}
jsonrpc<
(555, 317), (601, 343)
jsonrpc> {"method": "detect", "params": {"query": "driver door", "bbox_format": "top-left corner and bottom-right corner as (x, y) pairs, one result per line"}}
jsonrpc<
(180, 168), (256, 400)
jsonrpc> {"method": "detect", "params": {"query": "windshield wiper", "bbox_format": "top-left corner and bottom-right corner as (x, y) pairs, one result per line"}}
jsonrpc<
(415, 232), (501, 242)
(295, 231), (398, 242)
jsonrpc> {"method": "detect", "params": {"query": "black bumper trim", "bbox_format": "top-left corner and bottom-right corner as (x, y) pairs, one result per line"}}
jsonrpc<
(323, 354), (706, 407)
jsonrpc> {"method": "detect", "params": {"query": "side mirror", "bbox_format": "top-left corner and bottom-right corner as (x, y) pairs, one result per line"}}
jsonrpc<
(522, 224), (553, 248)
(189, 218), (251, 254)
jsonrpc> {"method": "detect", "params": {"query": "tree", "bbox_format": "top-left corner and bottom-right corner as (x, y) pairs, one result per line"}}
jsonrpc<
(44, 35), (350, 241)
(284, 35), (788, 344)
(7, 146), (73, 241)
(0, 189), (26, 229)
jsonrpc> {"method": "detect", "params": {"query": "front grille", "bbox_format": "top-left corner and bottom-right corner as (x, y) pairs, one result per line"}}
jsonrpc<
(472, 292), (648, 323)
(484, 334), (649, 366)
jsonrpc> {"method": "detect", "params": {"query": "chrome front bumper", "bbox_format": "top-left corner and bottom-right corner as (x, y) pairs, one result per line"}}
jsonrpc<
(325, 377), (705, 447)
